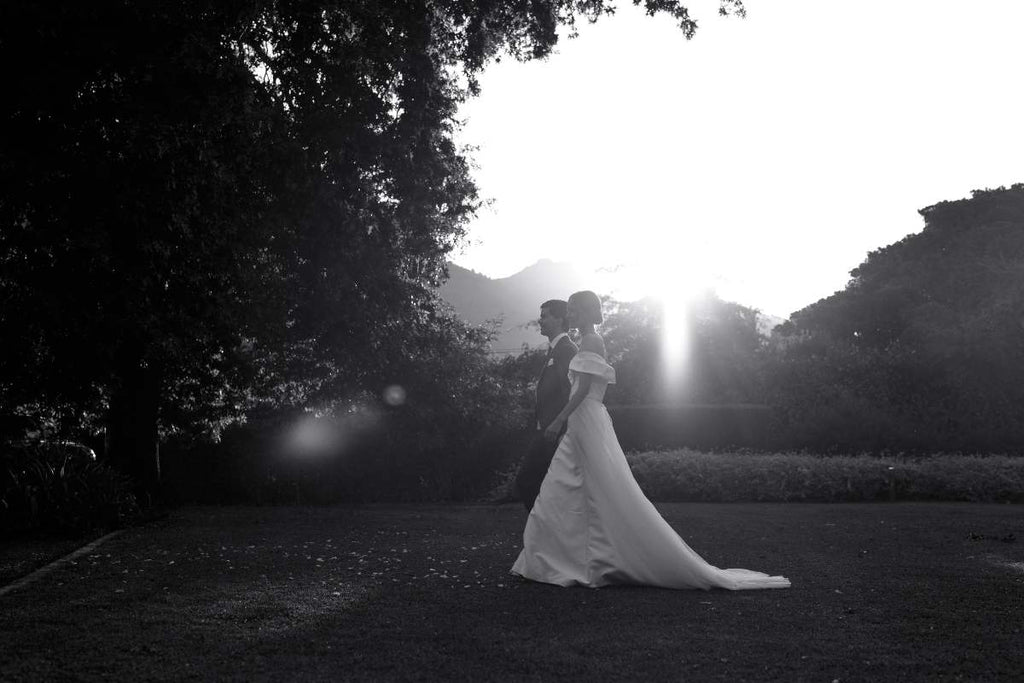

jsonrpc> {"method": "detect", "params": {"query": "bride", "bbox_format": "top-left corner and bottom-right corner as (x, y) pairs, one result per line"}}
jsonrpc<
(511, 290), (791, 590)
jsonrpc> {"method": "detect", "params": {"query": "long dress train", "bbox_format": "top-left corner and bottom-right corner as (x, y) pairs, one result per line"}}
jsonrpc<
(511, 351), (791, 590)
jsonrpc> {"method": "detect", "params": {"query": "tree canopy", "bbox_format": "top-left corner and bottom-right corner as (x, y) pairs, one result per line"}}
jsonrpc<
(772, 184), (1024, 451)
(602, 293), (766, 405)
(0, 1), (743, 484)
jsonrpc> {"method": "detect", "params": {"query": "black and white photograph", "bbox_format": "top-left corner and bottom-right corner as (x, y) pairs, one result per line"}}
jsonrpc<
(2, 1), (1022, 680)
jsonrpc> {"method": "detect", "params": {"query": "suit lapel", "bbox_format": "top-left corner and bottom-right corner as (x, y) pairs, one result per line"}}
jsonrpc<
(538, 345), (554, 381)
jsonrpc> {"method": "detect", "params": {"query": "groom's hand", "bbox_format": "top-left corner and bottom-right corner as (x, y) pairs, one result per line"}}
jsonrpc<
(543, 418), (564, 443)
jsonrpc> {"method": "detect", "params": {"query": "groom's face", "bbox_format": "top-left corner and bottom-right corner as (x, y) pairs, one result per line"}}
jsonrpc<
(539, 307), (562, 340)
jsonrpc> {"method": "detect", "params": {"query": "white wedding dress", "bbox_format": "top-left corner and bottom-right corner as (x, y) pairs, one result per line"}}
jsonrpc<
(511, 351), (791, 590)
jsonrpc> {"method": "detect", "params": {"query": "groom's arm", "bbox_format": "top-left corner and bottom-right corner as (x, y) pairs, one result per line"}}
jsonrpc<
(540, 341), (577, 438)
(553, 339), (575, 373)
(544, 373), (592, 442)
(552, 341), (575, 402)
(536, 341), (575, 431)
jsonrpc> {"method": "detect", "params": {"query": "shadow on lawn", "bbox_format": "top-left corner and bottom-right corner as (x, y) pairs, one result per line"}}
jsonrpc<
(0, 503), (1021, 681)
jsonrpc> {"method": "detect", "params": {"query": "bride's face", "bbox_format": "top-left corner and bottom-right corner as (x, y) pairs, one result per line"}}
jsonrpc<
(566, 298), (579, 328)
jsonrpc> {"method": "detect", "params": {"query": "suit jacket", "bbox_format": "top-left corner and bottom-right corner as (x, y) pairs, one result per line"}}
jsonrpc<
(535, 335), (578, 431)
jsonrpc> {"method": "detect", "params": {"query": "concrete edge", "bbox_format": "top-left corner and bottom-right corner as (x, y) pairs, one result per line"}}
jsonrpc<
(0, 528), (127, 598)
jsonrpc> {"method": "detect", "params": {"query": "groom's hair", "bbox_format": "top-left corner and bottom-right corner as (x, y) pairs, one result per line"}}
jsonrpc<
(541, 299), (570, 331)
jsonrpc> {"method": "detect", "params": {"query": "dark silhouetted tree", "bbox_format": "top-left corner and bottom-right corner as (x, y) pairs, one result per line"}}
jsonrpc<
(0, 1), (744, 492)
(770, 184), (1024, 451)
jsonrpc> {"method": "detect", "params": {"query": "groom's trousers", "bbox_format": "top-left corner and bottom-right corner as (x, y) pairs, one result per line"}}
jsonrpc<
(514, 427), (565, 512)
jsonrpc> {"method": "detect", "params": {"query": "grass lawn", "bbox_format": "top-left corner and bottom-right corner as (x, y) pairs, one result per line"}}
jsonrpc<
(1, 503), (1022, 681)
(0, 531), (106, 586)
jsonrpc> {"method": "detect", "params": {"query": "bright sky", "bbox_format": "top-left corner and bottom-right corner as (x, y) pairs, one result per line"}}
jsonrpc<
(452, 0), (1024, 317)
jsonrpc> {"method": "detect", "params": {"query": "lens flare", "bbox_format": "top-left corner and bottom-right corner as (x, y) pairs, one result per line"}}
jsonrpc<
(289, 415), (339, 456)
(662, 294), (691, 372)
(383, 385), (407, 406)
(653, 258), (707, 401)
(660, 291), (692, 400)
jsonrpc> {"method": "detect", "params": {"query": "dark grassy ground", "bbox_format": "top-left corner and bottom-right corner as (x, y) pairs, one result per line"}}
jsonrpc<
(0, 532), (104, 585)
(1, 503), (1022, 681)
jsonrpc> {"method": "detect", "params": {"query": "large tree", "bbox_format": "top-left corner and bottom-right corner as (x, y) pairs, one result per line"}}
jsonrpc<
(0, 1), (745, 490)
(771, 184), (1024, 451)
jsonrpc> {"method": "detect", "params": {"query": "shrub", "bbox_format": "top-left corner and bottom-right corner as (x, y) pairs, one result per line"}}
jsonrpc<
(160, 345), (540, 505)
(763, 330), (1024, 454)
(1, 445), (140, 536)
(608, 404), (772, 451)
(1, 446), (140, 536)
(627, 449), (1024, 503)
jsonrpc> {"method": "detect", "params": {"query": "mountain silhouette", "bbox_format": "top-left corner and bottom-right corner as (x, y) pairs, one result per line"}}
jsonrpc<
(439, 259), (789, 354)
(439, 260), (590, 353)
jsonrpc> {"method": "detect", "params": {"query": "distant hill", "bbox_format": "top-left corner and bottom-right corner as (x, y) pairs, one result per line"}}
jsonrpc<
(438, 260), (590, 353)
(438, 259), (788, 355)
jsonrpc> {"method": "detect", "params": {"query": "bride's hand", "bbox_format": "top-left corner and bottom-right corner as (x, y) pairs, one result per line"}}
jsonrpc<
(543, 418), (564, 442)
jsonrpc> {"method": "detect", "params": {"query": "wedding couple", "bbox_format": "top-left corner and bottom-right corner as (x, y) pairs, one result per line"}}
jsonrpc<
(511, 291), (791, 590)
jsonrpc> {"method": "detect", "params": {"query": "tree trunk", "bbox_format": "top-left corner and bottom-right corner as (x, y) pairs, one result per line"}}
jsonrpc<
(106, 357), (161, 503)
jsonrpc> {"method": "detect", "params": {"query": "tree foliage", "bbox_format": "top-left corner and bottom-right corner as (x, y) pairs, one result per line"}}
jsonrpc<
(602, 293), (767, 405)
(770, 185), (1024, 452)
(162, 313), (537, 503)
(0, 1), (742, 487)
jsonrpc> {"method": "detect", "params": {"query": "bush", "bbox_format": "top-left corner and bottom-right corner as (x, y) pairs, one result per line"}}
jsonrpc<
(1, 445), (140, 536)
(608, 404), (772, 451)
(161, 404), (536, 505)
(765, 322), (1024, 455)
(627, 449), (1024, 503)
(161, 343), (542, 505)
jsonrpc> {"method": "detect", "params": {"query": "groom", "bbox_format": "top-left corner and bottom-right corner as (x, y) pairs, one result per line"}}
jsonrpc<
(514, 299), (577, 511)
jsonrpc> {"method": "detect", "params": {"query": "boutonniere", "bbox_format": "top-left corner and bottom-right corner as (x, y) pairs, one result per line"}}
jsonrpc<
(546, 358), (555, 367)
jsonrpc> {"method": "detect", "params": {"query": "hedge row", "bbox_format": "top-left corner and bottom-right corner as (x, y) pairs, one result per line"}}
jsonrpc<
(607, 404), (772, 451)
(627, 450), (1024, 503)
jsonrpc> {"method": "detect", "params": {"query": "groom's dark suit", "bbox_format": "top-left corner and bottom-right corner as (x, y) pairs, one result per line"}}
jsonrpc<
(514, 333), (578, 511)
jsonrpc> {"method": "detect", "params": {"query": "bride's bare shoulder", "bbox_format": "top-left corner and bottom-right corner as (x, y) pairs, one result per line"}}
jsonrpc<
(580, 333), (605, 356)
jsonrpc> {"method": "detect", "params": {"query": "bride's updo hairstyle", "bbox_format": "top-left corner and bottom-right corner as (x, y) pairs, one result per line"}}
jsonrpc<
(569, 290), (603, 326)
